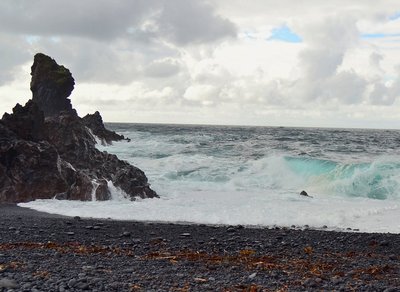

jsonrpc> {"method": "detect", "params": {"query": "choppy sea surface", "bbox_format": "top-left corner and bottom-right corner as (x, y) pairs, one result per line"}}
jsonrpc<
(20, 124), (400, 233)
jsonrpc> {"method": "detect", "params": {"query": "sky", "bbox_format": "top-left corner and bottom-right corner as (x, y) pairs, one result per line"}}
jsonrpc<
(1, 0), (400, 129)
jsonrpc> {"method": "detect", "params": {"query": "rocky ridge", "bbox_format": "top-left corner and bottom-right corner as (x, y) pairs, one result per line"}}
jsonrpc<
(0, 53), (157, 203)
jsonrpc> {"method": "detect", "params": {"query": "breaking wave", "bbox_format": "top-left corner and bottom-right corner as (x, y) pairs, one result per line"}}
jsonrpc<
(19, 124), (400, 233)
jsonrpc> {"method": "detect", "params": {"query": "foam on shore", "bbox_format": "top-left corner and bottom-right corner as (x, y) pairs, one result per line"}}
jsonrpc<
(20, 190), (400, 233)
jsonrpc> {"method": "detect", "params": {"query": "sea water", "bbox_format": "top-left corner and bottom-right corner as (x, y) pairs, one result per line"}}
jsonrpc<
(20, 124), (400, 233)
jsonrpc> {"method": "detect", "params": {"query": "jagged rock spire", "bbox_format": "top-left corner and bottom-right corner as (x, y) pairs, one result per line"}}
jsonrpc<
(30, 53), (77, 117)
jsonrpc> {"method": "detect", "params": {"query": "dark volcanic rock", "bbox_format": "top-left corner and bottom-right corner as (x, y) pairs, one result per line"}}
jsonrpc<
(82, 111), (125, 145)
(2, 100), (46, 141)
(0, 53), (157, 202)
(300, 190), (308, 197)
(0, 122), (68, 202)
(30, 53), (77, 117)
(45, 112), (156, 199)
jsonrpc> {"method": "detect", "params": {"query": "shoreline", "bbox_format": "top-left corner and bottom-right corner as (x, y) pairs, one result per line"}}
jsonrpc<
(17, 202), (398, 235)
(1, 204), (399, 291)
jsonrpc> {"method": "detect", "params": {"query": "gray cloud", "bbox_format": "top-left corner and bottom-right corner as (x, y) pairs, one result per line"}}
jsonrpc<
(299, 49), (345, 80)
(27, 37), (141, 84)
(369, 66), (400, 105)
(324, 71), (367, 104)
(369, 82), (395, 105)
(0, 0), (236, 44)
(0, 0), (151, 40)
(157, 0), (236, 45)
(369, 52), (384, 71)
(0, 0), (236, 85)
(143, 58), (182, 78)
(0, 33), (30, 85)
(298, 15), (359, 79)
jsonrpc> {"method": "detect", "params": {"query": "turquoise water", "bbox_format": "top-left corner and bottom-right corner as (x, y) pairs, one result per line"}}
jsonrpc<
(20, 124), (400, 233)
(105, 124), (400, 200)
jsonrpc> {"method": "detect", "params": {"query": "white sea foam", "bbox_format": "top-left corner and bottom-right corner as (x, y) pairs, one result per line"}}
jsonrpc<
(18, 125), (400, 233)
(90, 180), (99, 201)
(85, 127), (103, 145)
(19, 190), (400, 233)
(107, 180), (129, 201)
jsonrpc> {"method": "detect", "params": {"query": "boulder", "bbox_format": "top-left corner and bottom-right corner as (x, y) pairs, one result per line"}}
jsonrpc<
(300, 190), (312, 198)
(0, 53), (158, 203)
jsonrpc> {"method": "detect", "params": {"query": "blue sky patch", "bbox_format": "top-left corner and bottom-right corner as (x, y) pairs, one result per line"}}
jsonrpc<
(268, 26), (302, 43)
(25, 35), (40, 44)
(362, 33), (387, 38)
(362, 33), (400, 39)
(389, 12), (400, 20)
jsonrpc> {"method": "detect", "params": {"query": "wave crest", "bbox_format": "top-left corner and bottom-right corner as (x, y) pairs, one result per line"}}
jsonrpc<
(284, 156), (400, 199)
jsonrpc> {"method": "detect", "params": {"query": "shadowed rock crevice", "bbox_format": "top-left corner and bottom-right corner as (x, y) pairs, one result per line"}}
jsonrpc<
(0, 53), (158, 203)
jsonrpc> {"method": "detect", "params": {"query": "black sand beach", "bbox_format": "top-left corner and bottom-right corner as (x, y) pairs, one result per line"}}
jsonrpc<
(0, 204), (399, 291)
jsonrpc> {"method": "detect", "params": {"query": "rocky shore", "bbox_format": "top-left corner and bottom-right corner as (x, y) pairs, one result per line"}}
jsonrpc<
(0, 205), (399, 291)
(0, 53), (157, 203)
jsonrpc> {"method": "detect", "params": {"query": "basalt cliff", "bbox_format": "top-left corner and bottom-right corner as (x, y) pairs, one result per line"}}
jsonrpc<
(0, 53), (157, 202)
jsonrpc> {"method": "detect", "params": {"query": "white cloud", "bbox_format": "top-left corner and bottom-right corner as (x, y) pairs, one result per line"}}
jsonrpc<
(184, 84), (219, 104)
(1, 0), (400, 128)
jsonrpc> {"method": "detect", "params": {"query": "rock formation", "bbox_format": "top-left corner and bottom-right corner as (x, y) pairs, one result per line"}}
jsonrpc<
(30, 53), (77, 117)
(0, 53), (158, 203)
(82, 111), (127, 145)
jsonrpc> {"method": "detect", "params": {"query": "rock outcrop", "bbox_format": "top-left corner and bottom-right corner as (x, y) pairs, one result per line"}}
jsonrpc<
(30, 53), (77, 117)
(82, 111), (127, 145)
(0, 53), (158, 203)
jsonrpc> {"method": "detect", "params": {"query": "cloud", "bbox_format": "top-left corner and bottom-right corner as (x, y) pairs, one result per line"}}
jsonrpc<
(156, 0), (236, 45)
(369, 66), (400, 105)
(143, 58), (182, 78)
(369, 52), (384, 71)
(278, 15), (375, 105)
(0, 0), (236, 44)
(0, 0), (150, 40)
(369, 82), (395, 105)
(0, 0), (236, 85)
(2, 0), (400, 128)
(0, 33), (31, 85)
(176, 10), (399, 113)
(26, 37), (143, 84)
(389, 12), (400, 20)
(184, 84), (219, 105)
(324, 71), (368, 104)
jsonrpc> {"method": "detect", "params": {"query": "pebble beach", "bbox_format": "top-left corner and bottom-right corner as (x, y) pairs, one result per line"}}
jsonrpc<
(0, 204), (399, 291)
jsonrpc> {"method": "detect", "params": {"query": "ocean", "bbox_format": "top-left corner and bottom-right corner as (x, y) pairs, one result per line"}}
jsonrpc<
(20, 124), (400, 233)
